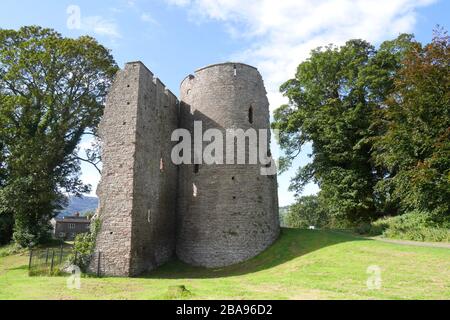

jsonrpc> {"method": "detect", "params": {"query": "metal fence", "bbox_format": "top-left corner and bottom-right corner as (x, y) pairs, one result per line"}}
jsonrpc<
(28, 246), (72, 276)
(28, 247), (103, 277)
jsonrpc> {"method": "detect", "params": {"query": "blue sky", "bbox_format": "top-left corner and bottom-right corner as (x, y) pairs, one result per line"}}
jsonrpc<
(1, 0), (448, 206)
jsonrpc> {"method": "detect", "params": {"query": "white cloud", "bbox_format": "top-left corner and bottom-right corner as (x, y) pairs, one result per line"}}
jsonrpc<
(80, 162), (101, 196)
(127, 0), (137, 7)
(140, 12), (160, 26)
(81, 16), (122, 39)
(167, 0), (436, 111)
(78, 136), (102, 196)
(166, 0), (192, 6)
(120, 1), (161, 27)
(166, 0), (436, 205)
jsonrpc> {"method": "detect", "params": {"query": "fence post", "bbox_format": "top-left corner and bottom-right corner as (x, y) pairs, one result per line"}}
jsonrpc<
(59, 245), (63, 264)
(50, 250), (55, 274)
(28, 249), (33, 270)
(45, 248), (49, 265)
(97, 252), (101, 277)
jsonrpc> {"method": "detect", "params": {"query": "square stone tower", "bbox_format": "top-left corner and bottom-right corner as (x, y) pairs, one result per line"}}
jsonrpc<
(89, 62), (179, 276)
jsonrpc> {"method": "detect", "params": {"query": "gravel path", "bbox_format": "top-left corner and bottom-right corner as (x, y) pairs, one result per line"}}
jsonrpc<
(369, 237), (450, 249)
(330, 230), (450, 249)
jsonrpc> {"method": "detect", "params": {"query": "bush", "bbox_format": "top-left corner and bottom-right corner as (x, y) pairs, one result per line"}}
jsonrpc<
(0, 242), (25, 257)
(69, 218), (100, 272)
(383, 226), (449, 242)
(285, 195), (330, 229)
(355, 222), (379, 236)
(12, 217), (52, 248)
(364, 211), (450, 242)
(326, 216), (355, 230)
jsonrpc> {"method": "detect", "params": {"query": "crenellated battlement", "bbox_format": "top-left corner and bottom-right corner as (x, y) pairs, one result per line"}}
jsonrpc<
(124, 61), (179, 104)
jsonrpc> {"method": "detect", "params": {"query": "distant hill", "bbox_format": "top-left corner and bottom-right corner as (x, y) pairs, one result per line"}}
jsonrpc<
(58, 196), (98, 217)
(59, 198), (289, 219)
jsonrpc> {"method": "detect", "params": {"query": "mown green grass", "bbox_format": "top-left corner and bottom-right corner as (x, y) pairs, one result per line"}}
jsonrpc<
(0, 229), (449, 300)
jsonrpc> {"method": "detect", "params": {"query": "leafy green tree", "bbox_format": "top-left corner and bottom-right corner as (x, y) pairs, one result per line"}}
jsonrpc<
(0, 26), (117, 247)
(273, 35), (414, 223)
(373, 29), (450, 224)
(0, 212), (13, 245)
(285, 195), (329, 228)
(70, 218), (100, 272)
(0, 137), (11, 244)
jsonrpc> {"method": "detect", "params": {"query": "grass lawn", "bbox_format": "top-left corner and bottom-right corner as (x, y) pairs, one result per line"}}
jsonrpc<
(0, 229), (449, 300)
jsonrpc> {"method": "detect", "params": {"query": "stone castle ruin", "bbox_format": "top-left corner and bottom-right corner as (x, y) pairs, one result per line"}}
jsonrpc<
(89, 61), (279, 276)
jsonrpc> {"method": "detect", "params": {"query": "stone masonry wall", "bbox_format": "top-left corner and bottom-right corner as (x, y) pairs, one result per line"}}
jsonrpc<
(89, 62), (178, 276)
(130, 63), (179, 276)
(177, 63), (280, 268)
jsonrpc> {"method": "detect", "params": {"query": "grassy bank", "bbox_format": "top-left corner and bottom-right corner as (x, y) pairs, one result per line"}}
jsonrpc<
(0, 229), (449, 300)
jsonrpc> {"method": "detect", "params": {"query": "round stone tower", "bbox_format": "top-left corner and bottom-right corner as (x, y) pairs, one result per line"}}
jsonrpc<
(177, 62), (280, 268)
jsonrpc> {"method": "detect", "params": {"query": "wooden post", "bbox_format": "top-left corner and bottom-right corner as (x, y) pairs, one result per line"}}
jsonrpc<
(28, 249), (33, 270)
(45, 248), (49, 265)
(50, 250), (55, 273)
(59, 245), (63, 264)
(97, 252), (101, 277)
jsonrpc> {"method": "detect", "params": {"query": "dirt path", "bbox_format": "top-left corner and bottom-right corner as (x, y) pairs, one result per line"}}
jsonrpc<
(369, 237), (450, 249)
(330, 230), (450, 249)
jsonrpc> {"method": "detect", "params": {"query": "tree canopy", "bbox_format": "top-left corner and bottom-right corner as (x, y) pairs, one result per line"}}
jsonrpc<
(373, 29), (450, 224)
(273, 30), (449, 226)
(0, 26), (118, 246)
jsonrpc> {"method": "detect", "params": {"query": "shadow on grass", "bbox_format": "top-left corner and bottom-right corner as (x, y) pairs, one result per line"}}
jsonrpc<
(143, 228), (368, 279)
(9, 265), (28, 271)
